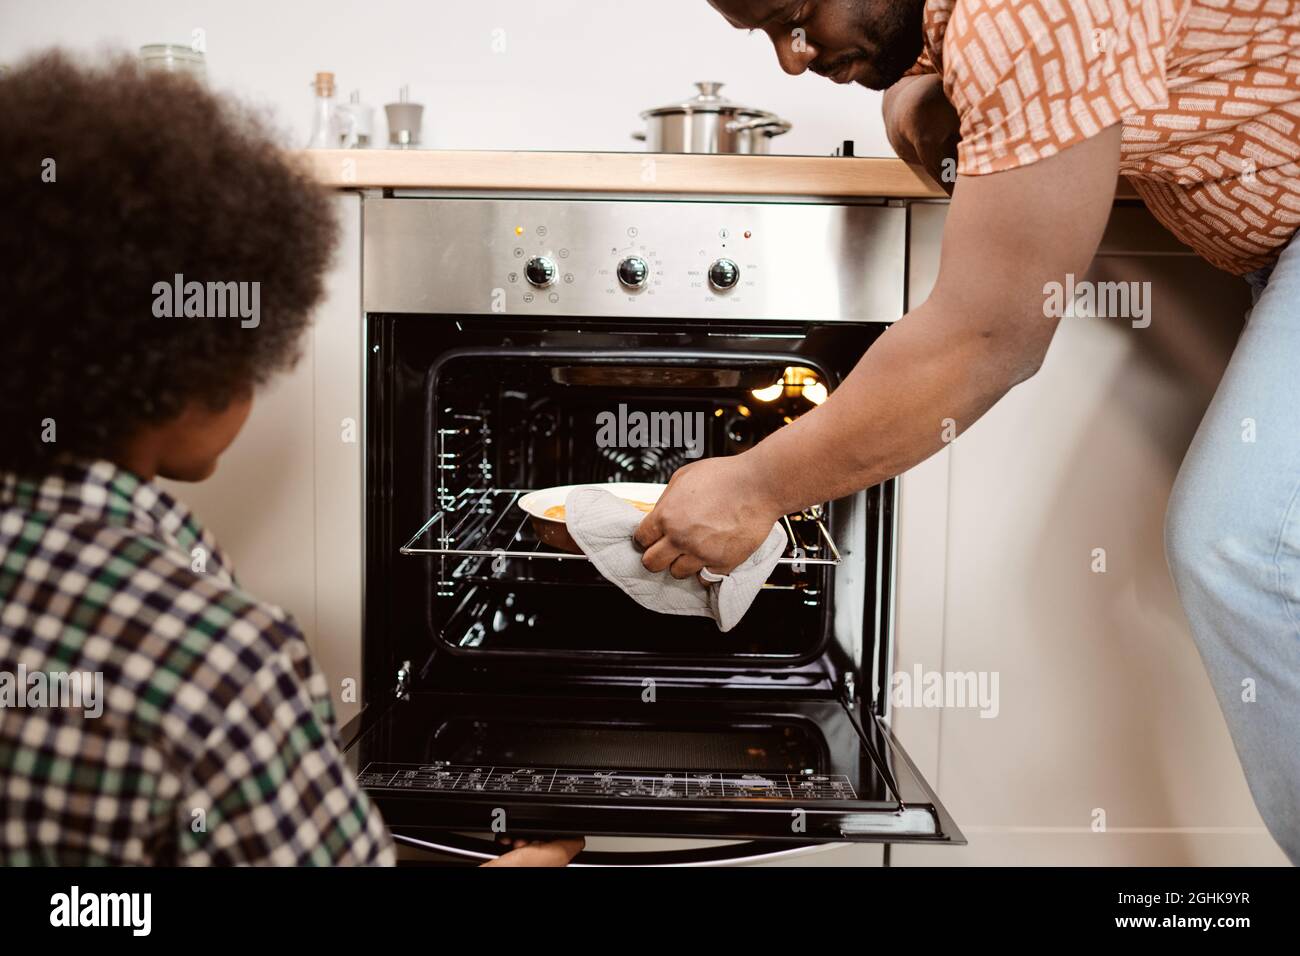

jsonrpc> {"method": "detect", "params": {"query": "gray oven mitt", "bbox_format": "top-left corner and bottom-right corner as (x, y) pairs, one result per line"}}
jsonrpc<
(564, 487), (786, 632)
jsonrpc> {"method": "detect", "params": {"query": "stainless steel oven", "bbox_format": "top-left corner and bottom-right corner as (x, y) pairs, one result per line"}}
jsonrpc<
(341, 194), (963, 865)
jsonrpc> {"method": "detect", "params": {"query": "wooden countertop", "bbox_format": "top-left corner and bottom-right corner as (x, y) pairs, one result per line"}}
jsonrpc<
(295, 148), (949, 198)
(295, 148), (1144, 200)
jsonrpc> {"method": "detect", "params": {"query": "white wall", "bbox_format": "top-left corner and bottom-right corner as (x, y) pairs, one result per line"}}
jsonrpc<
(0, 0), (891, 157)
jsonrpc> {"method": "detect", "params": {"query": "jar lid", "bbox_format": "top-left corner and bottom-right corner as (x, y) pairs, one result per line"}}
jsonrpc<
(139, 43), (205, 62)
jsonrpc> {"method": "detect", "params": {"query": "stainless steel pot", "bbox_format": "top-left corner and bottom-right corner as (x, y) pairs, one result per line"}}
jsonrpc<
(633, 82), (792, 154)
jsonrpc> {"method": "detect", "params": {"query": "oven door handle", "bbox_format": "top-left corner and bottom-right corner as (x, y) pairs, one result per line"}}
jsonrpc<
(391, 831), (836, 867)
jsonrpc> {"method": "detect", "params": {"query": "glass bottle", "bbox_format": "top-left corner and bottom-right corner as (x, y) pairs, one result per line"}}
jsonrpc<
(306, 72), (337, 149)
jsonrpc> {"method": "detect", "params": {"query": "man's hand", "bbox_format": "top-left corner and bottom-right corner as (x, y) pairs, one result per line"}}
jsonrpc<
(634, 455), (783, 577)
(883, 72), (960, 194)
(482, 836), (585, 866)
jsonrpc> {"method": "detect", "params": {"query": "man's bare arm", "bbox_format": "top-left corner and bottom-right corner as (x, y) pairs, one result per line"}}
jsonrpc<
(746, 126), (1122, 515)
(636, 127), (1122, 576)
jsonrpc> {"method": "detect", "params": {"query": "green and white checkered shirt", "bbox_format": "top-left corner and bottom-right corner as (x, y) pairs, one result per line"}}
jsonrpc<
(0, 460), (394, 865)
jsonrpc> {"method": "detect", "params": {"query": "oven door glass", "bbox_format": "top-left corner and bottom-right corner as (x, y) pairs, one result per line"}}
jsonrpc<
(341, 690), (963, 846)
(383, 338), (867, 667)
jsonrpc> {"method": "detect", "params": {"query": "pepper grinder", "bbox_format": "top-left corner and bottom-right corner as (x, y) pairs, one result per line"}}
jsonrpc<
(336, 89), (375, 148)
(384, 84), (424, 148)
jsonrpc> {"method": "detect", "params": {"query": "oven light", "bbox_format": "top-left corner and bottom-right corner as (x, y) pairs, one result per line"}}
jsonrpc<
(802, 381), (828, 405)
(750, 383), (784, 403)
(714, 408), (725, 417)
(515, 226), (524, 236)
(737, 404), (751, 417)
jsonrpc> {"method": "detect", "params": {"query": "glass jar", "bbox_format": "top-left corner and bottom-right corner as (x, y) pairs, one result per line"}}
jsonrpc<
(138, 44), (207, 84)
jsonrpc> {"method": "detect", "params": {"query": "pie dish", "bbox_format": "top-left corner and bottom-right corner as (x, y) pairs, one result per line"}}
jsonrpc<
(517, 482), (667, 553)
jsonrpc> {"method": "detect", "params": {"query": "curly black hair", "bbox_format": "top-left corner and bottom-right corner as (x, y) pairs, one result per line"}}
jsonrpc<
(0, 50), (336, 475)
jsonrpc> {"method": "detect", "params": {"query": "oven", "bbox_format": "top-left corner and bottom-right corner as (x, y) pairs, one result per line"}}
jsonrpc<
(341, 194), (963, 864)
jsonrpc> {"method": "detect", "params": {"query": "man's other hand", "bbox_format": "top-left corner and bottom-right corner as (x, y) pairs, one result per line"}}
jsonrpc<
(883, 72), (960, 194)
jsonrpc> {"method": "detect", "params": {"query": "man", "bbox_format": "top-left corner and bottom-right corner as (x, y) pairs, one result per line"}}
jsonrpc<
(0, 51), (580, 866)
(638, 0), (1300, 862)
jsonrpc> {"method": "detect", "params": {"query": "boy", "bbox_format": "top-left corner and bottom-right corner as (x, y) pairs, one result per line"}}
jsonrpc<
(0, 51), (579, 866)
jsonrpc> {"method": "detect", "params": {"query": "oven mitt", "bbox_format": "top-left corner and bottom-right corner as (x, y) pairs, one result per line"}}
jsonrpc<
(564, 487), (786, 632)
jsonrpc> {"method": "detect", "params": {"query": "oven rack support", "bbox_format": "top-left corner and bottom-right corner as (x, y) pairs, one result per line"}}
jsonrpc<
(399, 487), (841, 567)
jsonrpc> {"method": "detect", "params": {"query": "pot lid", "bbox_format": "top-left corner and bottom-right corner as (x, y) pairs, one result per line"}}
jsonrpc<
(640, 81), (770, 118)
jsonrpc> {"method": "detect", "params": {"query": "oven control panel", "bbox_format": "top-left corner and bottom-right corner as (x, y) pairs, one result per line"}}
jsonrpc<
(358, 762), (859, 801)
(363, 196), (907, 322)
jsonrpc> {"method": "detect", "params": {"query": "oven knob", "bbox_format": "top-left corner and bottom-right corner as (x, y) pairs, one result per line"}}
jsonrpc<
(708, 258), (740, 290)
(617, 256), (649, 289)
(524, 256), (558, 288)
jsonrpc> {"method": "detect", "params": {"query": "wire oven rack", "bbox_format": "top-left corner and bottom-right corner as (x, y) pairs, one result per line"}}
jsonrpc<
(399, 487), (841, 569)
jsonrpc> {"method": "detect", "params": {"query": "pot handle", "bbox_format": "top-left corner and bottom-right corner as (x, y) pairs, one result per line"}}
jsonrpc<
(725, 116), (792, 137)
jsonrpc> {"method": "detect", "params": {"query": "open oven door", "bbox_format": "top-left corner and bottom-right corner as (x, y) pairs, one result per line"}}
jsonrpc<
(340, 689), (963, 866)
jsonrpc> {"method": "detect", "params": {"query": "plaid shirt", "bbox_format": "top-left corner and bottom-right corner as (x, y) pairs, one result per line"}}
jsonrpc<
(0, 460), (394, 865)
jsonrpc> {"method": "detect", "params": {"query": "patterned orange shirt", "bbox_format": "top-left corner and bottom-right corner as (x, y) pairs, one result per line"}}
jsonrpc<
(907, 0), (1300, 275)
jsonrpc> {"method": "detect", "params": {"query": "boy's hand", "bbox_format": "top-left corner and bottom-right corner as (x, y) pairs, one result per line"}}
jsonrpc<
(482, 836), (585, 866)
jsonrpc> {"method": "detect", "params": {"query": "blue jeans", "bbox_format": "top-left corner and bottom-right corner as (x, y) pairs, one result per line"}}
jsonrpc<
(1165, 237), (1300, 865)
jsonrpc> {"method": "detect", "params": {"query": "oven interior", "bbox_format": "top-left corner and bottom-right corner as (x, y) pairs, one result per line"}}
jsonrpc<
(366, 317), (886, 690)
(419, 352), (836, 659)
